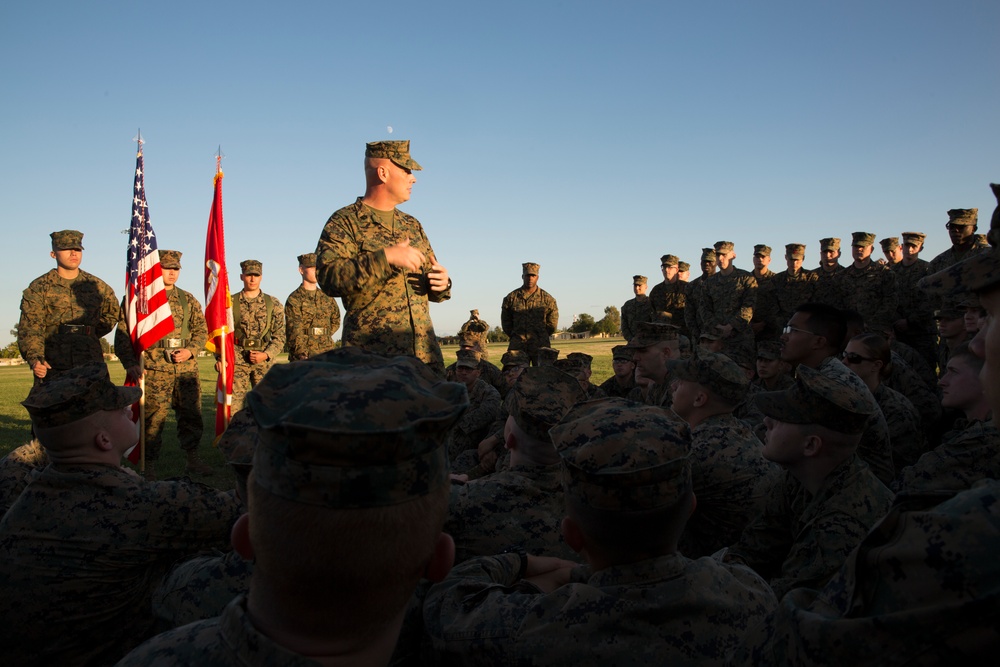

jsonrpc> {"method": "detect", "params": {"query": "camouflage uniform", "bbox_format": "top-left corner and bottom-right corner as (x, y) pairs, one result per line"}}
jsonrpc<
(813, 237), (844, 307)
(232, 283), (285, 413)
(0, 463), (240, 664)
(729, 481), (1000, 666)
(0, 440), (47, 517)
(891, 251), (936, 365)
(883, 351), (943, 440)
(284, 255), (340, 361)
(873, 383), (925, 476)
(446, 463), (578, 563)
(684, 248), (717, 340)
(892, 419), (1000, 495)
(424, 399), (776, 666)
(18, 232), (119, 377)
(151, 549), (253, 632)
(114, 279), (207, 460)
(681, 412), (780, 558)
(926, 208), (991, 275)
(445, 358), (504, 394)
(701, 268), (757, 332)
(726, 454), (894, 599)
(757, 264), (819, 336)
(315, 197), (450, 374)
(449, 368), (501, 462)
(621, 294), (653, 340)
(501, 265), (559, 364)
(599, 373), (635, 398)
(834, 234), (898, 330)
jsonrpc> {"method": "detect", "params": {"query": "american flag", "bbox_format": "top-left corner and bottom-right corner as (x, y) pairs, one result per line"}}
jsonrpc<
(124, 141), (174, 356)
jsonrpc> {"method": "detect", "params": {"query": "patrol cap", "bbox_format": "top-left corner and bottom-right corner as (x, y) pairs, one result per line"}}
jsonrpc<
(852, 232), (876, 247)
(879, 237), (900, 252)
(50, 230), (84, 251)
(536, 347), (560, 366)
(522, 262), (540, 276)
(715, 241), (735, 254)
(785, 243), (806, 259)
(677, 261), (690, 273)
(500, 349), (530, 369)
(660, 254), (679, 267)
(700, 248), (717, 262)
(919, 185), (1000, 297)
(757, 340), (783, 360)
(755, 362), (878, 435)
(456, 333), (484, 352)
(633, 275), (648, 286)
(901, 232), (926, 246)
(240, 259), (262, 275)
(722, 340), (756, 372)
(753, 244), (772, 257)
(297, 253), (317, 268)
(365, 140), (422, 171)
(957, 293), (981, 309)
(509, 366), (585, 442)
(611, 345), (634, 362)
(552, 398), (692, 511)
(455, 348), (481, 369)
(698, 331), (722, 342)
(667, 350), (748, 404)
(22, 363), (141, 429)
(159, 249), (182, 269)
(820, 237), (841, 251)
(677, 334), (692, 358)
(553, 357), (586, 379)
(934, 299), (964, 320)
(947, 208), (978, 226)
(217, 408), (261, 466)
(625, 322), (680, 349)
(247, 348), (468, 509)
(566, 352), (593, 369)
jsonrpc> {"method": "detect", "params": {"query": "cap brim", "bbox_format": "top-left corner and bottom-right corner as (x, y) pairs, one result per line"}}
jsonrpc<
(754, 389), (809, 425)
(115, 386), (142, 408)
(919, 250), (1000, 296)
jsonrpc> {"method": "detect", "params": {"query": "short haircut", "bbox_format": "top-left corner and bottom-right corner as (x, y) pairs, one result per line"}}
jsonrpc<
(794, 303), (847, 352)
(948, 342), (984, 373)
(247, 469), (449, 634)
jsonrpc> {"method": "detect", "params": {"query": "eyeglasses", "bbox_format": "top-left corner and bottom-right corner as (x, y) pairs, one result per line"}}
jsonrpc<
(945, 222), (972, 230)
(782, 325), (818, 336)
(841, 351), (877, 364)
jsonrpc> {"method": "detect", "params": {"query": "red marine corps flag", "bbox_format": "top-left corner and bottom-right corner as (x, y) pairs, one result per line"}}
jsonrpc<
(123, 132), (174, 465)
(204, 149), (235, 439)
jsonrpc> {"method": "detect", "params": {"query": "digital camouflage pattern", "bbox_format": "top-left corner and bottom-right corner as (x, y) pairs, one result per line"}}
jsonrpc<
(21, 361), (140, 428)
(755, 267), (819, 336)
(509, 365), (586, 441)
(315, 198), (451, 375)
(729, 481), (1000, 666)
(648, 280), (686, 331)
(699, 268), (757, 334)
(755, 362), (878, 436)
(833, 259), (898, 330)
(365, 139), (422, 170)
(552, 398), (692, 511)
(501, 284), (559, 363)
(17, 268), (119, 374)
(873, 383), (925, 476)
(0, 465), (241, 665)
(446, 462), (579, 563)
(725, 454), (894, 599)
(620, 293), (654, 340)
(684, 274), (711, 340)
(118, 595), (321, 666)
(448, 378), (501, 462)
(445, 357), (505, 395)
(668, 349), (750, 405)
(50, 228), (84, 250)
(883, 351), (942, 439)
(0, 440), (47, 516)
(680, 413), (780, 559)
(284, 284), (340, 361)
(892, 419), (1000, 495)
(152, 549), (253, 632)
(115, 286), (208, 459)
(598, 372), (636, 398)
(232, 289), (285, 412)
(246, 348), (468, 509)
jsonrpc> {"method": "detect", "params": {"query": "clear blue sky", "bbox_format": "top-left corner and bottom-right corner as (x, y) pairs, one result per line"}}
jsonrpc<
(2, 1), (998, 346)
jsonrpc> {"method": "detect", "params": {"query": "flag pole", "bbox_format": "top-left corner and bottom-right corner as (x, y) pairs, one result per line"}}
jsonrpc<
(215, 146), (230, 434)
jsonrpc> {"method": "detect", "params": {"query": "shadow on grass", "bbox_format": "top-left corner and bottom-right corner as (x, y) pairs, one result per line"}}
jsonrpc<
(0, 412), (33, 457)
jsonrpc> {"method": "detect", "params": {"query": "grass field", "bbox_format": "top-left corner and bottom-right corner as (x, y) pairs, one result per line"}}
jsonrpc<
(0, 337), (623, 487)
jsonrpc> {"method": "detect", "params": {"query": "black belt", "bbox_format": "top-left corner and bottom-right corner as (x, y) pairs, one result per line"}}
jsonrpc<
(59, 324), (94, 335)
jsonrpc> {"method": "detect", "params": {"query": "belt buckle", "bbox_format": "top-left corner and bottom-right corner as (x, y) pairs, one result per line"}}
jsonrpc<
(243, 338), (259, 348)
(165, 338), (182, 349)
(310, 327), (326, 336)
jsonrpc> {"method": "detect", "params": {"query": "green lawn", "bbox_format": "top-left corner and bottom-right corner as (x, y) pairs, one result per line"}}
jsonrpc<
(0, 336), (623, 488)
